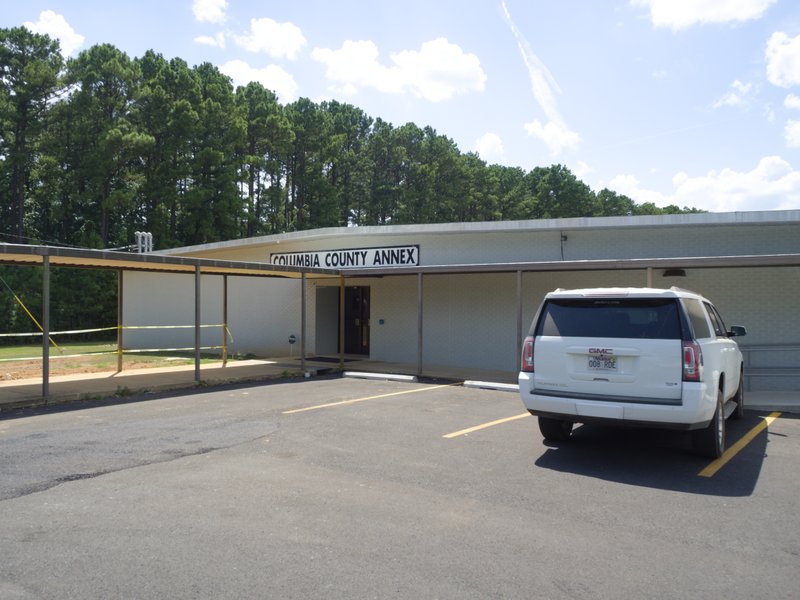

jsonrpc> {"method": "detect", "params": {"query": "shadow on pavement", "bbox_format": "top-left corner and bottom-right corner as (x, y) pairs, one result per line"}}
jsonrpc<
(0, 375), (341, 421)
(534, 411), (789, 497)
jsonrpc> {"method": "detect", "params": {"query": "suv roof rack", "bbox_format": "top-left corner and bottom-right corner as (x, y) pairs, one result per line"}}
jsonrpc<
(669, 286), (700, 295)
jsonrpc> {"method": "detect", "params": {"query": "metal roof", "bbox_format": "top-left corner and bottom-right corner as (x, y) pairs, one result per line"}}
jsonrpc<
(162, 210), (800, 256)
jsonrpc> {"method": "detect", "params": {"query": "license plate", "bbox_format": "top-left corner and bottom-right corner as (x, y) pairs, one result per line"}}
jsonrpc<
(588, 355), (617, 371)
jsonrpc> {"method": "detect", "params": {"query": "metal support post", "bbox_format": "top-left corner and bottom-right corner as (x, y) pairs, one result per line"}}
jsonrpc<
(516, 270), (523, 371)
(117, 269), (124, 372)
(339, 276), (345, 370)
(417, 272), (423, 377)
(194, 266), (201, 383)
(42, 255), (50, 399)
(222, 274), (228, 367)
(301, 273), (307, 375)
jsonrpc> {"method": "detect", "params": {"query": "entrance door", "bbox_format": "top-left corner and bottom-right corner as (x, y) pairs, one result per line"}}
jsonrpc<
(344, 286), (370, 355)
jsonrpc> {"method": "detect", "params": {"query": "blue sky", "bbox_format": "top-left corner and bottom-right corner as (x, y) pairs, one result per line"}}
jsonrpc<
(4, 0), (800, 212)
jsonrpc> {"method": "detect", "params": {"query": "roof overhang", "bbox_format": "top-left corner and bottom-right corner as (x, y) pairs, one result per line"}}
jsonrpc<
(0, 244), (339, 279)
(4, 244), (799, 280)
(340, 253), (800, 277)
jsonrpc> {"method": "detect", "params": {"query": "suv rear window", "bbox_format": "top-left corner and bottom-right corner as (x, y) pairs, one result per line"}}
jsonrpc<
(683, 298), (712, 339)
(535, 298), (682, 339)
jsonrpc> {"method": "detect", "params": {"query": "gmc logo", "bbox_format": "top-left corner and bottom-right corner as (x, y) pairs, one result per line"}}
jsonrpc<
(589, 348), (613, 355)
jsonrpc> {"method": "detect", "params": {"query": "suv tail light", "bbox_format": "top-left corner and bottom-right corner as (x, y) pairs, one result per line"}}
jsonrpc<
(682, 341), (703, 381)
(521, 336), (534, 372)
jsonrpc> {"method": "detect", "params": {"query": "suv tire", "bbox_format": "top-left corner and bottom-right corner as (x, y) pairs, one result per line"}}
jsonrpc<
(692, 389), (725, 458)
(538, 416), (573, 441)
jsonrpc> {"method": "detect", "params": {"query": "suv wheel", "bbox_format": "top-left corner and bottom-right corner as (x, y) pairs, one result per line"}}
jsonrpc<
(692, 390), (725, 458)
(538, 416), (573, 441)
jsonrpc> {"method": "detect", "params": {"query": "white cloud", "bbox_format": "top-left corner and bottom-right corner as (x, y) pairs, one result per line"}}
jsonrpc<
(785, 94), (800, 110)
(193, 0), (227, 24)
(608, 174), (669, 206)
(194, 33), (226, 49)
(473, 133), (505, 163)
(766, 32), (800, 88)
(712, 80), (753, 108)
(785, 121), (800, 148)
(234, 18), (306, 60)
(311, 38), (486, 102)
(610, 156), (800, 211)
(572, 161), (595, 181)
(312, 41), (393, 96)
(219, 60), (299, 104)
(392, 38), (487, 101)
(501, 0), (581, 155)
(524, 119), (582, 155)
(632, 0), (776, 30)
(24, 10), (85, 57)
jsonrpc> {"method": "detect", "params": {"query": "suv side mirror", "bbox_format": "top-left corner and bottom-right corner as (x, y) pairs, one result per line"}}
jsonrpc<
(728, 325), (747, 337)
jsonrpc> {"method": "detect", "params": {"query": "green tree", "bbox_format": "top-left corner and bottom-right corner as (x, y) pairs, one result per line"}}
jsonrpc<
(321, 100), (372, 226)
(524, 164), (598, 219)
(420, 127), (468, 223)
(596, 188), (635, 216)
(61, 43), (150, 247)
(0, 27), (63, 243)
(133, 52), (200, 248)
(633, 201), (664, 215)
(493, 165), (528, 221)
(0, 265), (41, 340)
(261, 100), (294, 233)
(364, 118), (405, 225)
(180, 62), (243, 244)
(459, 152), (497, 222)
(1, 30), (707, 249)
(286, 98), (337, 229)
(234, 82), (294, 236)
(393, 122), (429, 224)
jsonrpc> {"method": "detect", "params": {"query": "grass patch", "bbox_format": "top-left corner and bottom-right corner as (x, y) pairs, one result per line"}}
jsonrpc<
(0, 342), (117, 360)
(0, 341), (252, 379)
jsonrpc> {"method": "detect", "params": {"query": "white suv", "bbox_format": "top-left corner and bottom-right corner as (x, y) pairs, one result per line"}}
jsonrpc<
(518, 287), (746, 457)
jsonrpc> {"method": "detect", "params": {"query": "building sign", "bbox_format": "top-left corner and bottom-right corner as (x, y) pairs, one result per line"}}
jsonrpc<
(270, 245), (420, 269)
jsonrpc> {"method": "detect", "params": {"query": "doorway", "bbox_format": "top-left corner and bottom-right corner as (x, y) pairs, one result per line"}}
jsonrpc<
(344, 286), (370, 355)
(314, 285), (371, 356)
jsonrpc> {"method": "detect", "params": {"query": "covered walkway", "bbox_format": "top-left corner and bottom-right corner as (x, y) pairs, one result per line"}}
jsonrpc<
(3, 241), (800, 405)
(0, 243), (336, 399)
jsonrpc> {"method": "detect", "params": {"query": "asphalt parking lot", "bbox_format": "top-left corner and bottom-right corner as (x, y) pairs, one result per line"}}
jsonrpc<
(1, 376), (798, 599)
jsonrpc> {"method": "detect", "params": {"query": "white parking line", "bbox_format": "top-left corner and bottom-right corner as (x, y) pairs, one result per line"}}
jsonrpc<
(443, 413), (530, 438)
(282, 384), (452, 414)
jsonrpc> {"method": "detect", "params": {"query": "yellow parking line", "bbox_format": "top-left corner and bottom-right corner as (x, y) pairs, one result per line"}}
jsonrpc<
(698, 411), (782, 478)
(282, 384), (452, 414)
(444, 413), (530, 439)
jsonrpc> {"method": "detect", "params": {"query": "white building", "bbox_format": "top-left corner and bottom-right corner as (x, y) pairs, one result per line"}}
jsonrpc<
(122, 210), (800, 391)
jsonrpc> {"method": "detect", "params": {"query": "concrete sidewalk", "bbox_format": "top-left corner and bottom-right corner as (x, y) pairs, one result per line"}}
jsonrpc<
(0, 359), (306, 411)
(1, 357), (797, 414)
(0, 356), (496, 411)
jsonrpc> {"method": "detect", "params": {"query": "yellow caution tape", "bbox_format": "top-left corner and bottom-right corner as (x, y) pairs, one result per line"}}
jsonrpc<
(10, 292), (62, 353)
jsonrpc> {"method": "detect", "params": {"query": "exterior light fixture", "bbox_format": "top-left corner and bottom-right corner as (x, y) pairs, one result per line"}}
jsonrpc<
(663, 268), (686, 277)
